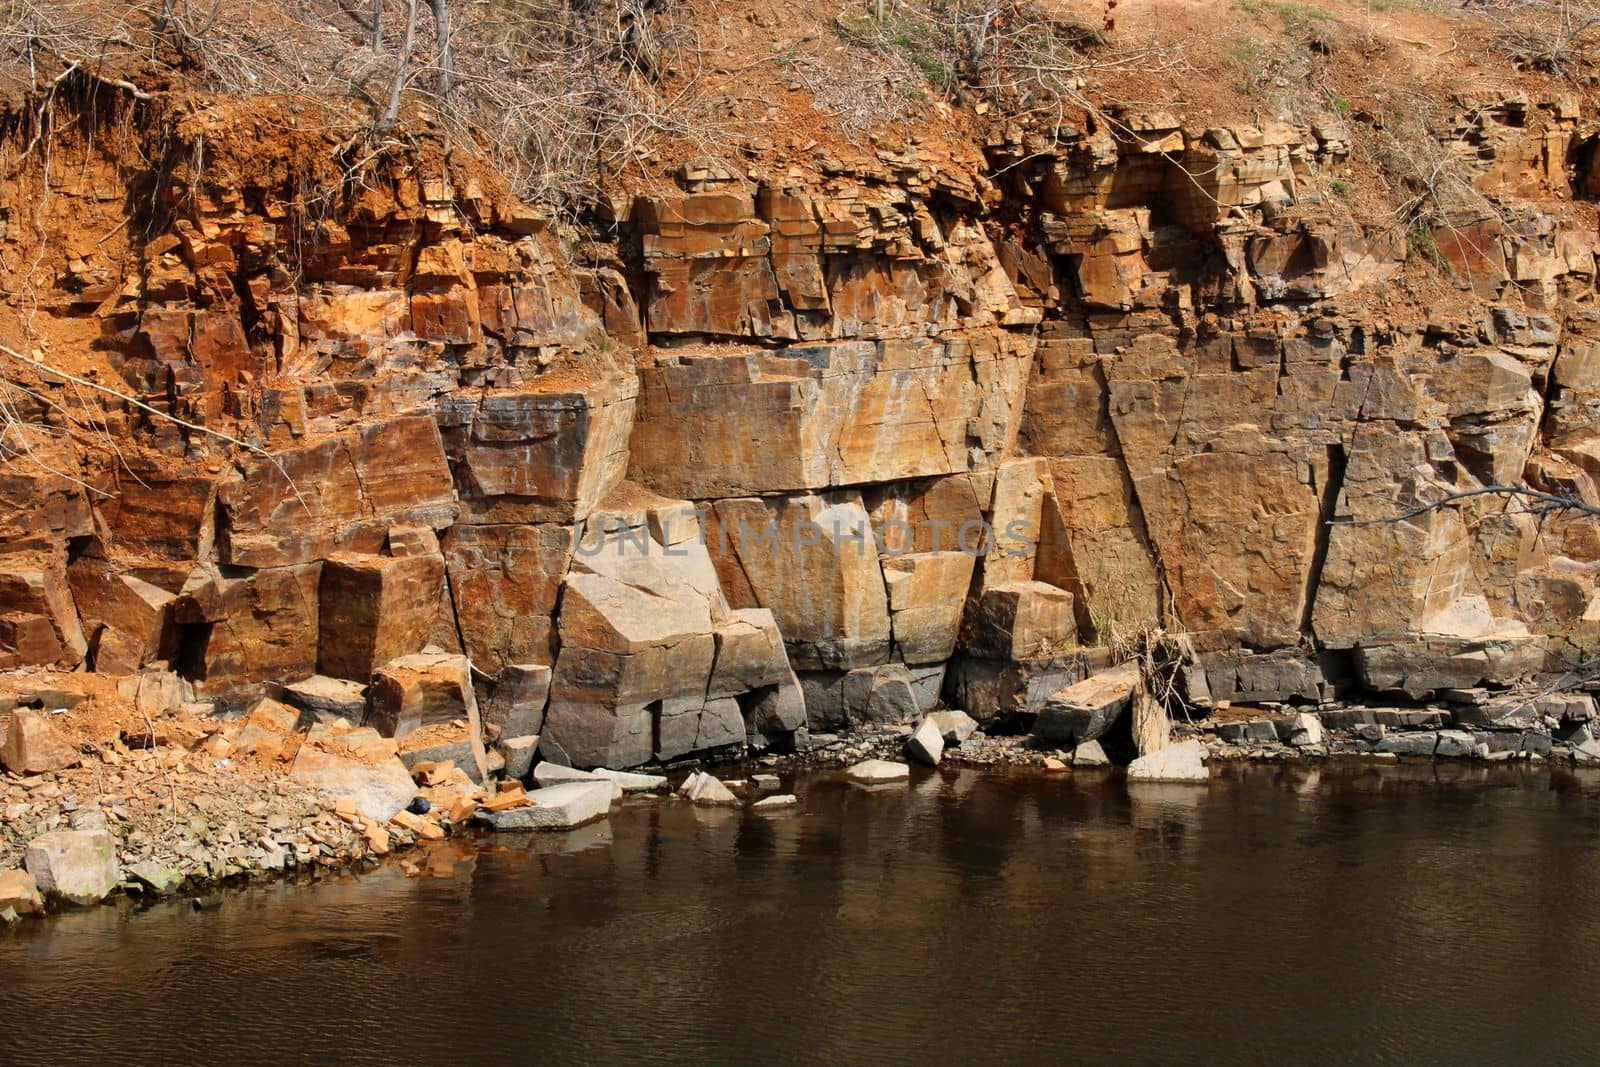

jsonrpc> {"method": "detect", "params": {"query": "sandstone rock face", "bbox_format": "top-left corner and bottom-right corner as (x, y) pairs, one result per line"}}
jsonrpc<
(709, 493), (891, 671)
(318, 553), (444, 681)
(630, 335), (1031, 497)
(218, 415), (457, 568)
(8, 90), (1600, 748)
(443, 523), (573, 675)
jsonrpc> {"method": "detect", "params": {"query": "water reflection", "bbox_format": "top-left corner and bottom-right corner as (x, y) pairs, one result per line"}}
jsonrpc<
(3, 764), (1600, 1065)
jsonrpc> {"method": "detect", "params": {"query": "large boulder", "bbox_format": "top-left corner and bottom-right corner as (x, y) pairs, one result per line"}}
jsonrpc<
(24, 829), (118, 906)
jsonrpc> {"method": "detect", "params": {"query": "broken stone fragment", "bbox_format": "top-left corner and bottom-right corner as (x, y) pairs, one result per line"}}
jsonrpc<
(1126, 740), (1209, 783)
(290, 725), (418, 822)
(753, 794), (799, 812)
(845, 759), (910, 784)
(0, 709), (82, 774)
(25, 829), (119, 906)
(281, 675), (368, 725)
(677, 770), (739, 806)
(927, 709), (979, 745)
(1071, 739), (1110, 767)
(126, 860), (183, 896)
(497, 735), (540, 782)
(0, 869), (45, 917)
(906, 717), (945, 766)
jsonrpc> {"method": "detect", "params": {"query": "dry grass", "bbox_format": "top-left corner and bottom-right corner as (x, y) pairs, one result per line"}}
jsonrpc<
(0, 0), (724, 213)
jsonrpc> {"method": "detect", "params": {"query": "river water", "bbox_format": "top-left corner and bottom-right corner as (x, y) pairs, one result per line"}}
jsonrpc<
(3, 763), (1600, 1065)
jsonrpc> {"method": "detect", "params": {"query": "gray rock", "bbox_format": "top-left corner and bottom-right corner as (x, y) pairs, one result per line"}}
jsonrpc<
(540, 700), (653, 770)
(753, 794), (799, 812)
(1126, 740), (1208, 783)
(591, 767), (669, 793)
(1434, 729), (1477, 758)
(1453, 697), (1541, 730)
(1377, 731), (1438, 756)
(1287, 712), (1324, 746)
(482, 664), (552, 738)
(68, 810), (108, 832)
(1032, 663), (1138, 746)
(475, 781), (613, 831)
(906, 718), (945, 766)
(533, 762), (623, 800)
(678, 770), (739, 806)
(25, 830), (119, 906)
(126, 860), (182, 895)
(1071, 739), (1110, 767)
(927, 709), (979, 745)
(1522, 730), (1555, 756)
(497, 735), (540, 782)
(845, 759), (910, 784)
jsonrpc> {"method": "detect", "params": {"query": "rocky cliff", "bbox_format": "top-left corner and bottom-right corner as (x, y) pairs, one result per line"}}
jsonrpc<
(7, 1), (1600, 771)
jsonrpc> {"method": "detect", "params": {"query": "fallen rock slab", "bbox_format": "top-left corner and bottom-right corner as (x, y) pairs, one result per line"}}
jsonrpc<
(592, 767), (669, 793)
(1033, 663), (1138, 746)
(533, 762), (624, 800)
(678, 770), (739, 806)
(845, 759), (910, 784)
(475, 781), (613, 831)
(906, 717), (945, 766)
(754, 794), (799, 811)
(25, 829), (119, 905)
(1126, 740), (1208, 783)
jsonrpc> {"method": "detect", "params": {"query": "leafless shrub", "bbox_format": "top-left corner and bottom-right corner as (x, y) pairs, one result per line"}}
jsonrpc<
(0, 1), (721, 214)
(1480, 0), (1600, 75)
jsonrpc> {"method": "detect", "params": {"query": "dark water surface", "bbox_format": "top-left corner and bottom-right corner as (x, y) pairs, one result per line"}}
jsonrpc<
(4, 762), (1600, 1065)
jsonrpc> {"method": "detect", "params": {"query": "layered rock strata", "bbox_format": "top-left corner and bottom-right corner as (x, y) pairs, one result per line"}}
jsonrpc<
(6, 94), (1600, 767)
